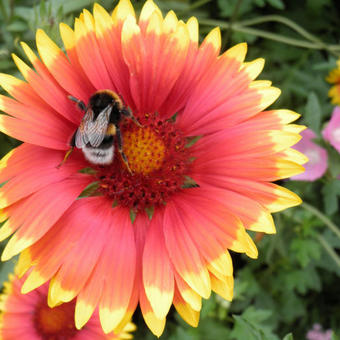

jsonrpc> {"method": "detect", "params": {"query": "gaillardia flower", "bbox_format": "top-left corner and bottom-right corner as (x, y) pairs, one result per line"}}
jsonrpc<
(0, 0), (306, 336)
(0, 271), (135, 339)
(326, 59), (340, 105)
(291, 129), (327, 181)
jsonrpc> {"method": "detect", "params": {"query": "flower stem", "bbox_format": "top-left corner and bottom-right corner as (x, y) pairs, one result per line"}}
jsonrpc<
(199, 18), (340, 56)
(178, 0), (212, 14)
(316, 234), (340, 268)
(223, 0), (243, 48)
(301, 202), (340, 240)
(233, 25), (322, 48)
(238, 15), (323, 45)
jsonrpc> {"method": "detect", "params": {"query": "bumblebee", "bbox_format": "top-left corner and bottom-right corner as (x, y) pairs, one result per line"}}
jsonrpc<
(60, 90), (141, 172)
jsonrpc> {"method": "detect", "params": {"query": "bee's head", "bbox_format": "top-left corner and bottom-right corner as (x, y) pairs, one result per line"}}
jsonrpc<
(90, 91), (114, 110)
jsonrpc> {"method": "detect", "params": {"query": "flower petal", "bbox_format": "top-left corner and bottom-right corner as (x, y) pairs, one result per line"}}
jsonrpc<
(0, 115), (69, 150)
(121, 11), (190, 113)
(99, 207), (136, 333)
(1, 174), (92, 261)
(174, 271), (202, 311)
(159, 25), (222, 117)
(163, 201), (211, 298)
(35, 29), (93, 104)
(49, 198), (114, 305)
(139, 284), (166, 337)
(210, 272), (234, 301)
(142, 210), (174, 319)
(93, 4), (133, 105)
(173, 288), (200, 327)
(0, 149), (84, 209)
(13, 49), (79, 124)
(202, 176), (302, 213)
(171, 194), (234, 276)
(74, 11), (113, 90)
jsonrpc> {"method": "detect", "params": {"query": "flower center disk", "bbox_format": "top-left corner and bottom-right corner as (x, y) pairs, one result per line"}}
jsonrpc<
(34, 299), (78, 338)
(97, 114), (191, 211)
(123, 126), (166, 175)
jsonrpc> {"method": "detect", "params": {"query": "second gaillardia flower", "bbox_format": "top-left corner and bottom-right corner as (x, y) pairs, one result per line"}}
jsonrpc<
(0, 270), (136, 339)
(0, 0), (306, 336)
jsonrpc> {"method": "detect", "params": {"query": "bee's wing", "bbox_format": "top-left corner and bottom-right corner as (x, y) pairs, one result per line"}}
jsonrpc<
(86, 105), (112, 147)
(75, 109), (93, 148)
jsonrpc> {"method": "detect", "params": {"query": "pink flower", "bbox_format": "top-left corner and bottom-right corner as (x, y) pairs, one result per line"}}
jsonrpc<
(323, 106), (340, 153)
(306, 323), (332, 340)
(291, 129), (327, 181)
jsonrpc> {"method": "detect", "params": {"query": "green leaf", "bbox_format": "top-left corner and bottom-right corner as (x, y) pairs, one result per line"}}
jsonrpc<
(306, 0), (332, 12)
(169, 327), (196, 340)
(62, 0), (93, 14)
(278, 290), (305, 323)
(6, 20), (27, 32)
(145, 206), (154, 219)
(282, 333), (294, 340)
(13, 6), (34, 21)
(322, 180), (340, 215)
(130, 209), (136, 223)
(0, 258), (15, 287)
(327, 147), (340, 178)
(266, 0), (285, 10)
(231, 315), (264, 340)
(290, 238), (321, 267)
(331, 332), (340, 340)
(0, 60), (14, 71)
(230, 307), (279, 340)
(304, 92), (322, 133)
(78, 181), (99, 198)
(200, 295), (217, 318)
(241, 306), (273, 324)
(254, 0), (265, 6)
(231, 314), (278, 340)
(217, 0), (254, 17)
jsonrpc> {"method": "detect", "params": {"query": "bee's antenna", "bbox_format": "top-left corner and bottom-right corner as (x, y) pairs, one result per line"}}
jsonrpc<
(121, 107), (142, 128)
(68, 95), (86, 111)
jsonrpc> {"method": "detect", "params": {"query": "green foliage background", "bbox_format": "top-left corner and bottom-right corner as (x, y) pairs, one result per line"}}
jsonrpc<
(1, 0), (340, 339)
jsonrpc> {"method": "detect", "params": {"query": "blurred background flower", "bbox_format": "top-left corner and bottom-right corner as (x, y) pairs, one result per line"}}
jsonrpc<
(326, 60), (340, 105)
(290, 129), (327, 181)
(0, 270), (136, 340)
(306, 324), (332, 340)
(322, 106), (340, 154)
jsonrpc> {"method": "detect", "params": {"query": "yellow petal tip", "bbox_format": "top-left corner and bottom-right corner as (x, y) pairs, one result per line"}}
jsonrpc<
(21, 270), (46, 294)
(75, 300), (95, 329)
(205, 27), (221, 51)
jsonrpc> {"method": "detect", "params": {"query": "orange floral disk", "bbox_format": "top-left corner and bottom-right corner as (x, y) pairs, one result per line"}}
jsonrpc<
(0, 0), (307, 336)
(0, 271), (135, 339)
(326, 59), (340, 105)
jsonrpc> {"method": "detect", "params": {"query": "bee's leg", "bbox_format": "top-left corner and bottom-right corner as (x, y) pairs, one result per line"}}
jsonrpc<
(57, 131), (76, 169)
(116, 126), (133, 174)
(68, 95), (86, 112)
(56, 147), (74, 169)
(121, 108), (142, 127)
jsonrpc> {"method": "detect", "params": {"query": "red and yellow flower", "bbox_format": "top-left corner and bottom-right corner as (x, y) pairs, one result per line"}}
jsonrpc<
(326, 59), (340, 105)
(0, 0), (306, 336)
(0, 270), (135, 339)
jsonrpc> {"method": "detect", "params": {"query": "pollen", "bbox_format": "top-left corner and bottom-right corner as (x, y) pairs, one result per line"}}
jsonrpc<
(96, 113), (192, 211)
(34, 299), (78, 338)
(123, 126), (166, 175)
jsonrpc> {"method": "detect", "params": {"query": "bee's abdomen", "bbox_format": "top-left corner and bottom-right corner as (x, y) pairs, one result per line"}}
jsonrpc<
(82, 144), (115, 165)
